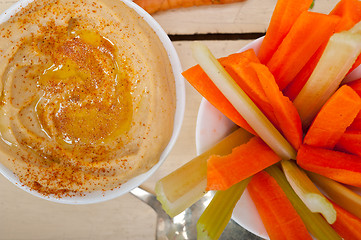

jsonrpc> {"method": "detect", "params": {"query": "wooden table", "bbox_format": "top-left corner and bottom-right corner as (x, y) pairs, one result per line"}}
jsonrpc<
(0, 0), (339, 239)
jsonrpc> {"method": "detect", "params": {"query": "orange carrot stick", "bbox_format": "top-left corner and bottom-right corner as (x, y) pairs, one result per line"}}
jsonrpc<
(297, 144), (361, 188)
(335, 130), (361, 157)
(266, 11), (340, 90)
(248, 171), (312, 240)
(330, 0), (361, 32)
(223, 54), (279, 129)
(284, 0), (361, 100)
(330, 0), (361, 73)
(257, 0), (313, 64)
(347, 112), (361, 131)
(250, 63), (302, 150)
(303, 85), (361, 148)
(182, 50), (259, 135)
(283, 44), (326, 101)
(331, 200), (361, 240)
(206, 136), (280, 191)
(133, 0), (244, 14)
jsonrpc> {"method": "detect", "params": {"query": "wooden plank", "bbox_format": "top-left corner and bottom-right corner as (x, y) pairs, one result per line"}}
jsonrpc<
(153, 0), (340, 34)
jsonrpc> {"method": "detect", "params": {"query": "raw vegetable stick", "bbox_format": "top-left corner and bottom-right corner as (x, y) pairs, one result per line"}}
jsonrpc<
(297, 144), (361, 188)
(335, 130), (361, 156)
(197, 177), (251, 240)
(182, 50), (258, 135)
(191, 42), (296, 160)
(223, 54), (279, 131)
(248, 171), (312, 240)
(330, 0), (361, 32)
(206, 136), (281, 191)
(283, 45), (326, 101)
(330, 200), (361, 240)
(251, 63), (302, 150)
(133, 0), (244, 14)
(281, 160), (336, 224)
(155, 127), (252, 217)
(266, 11), (340, 90)
(330, 0), (361, 73)
(293, 29), (361, 128)
(303, 85), (361, 148)
(257, 0), (313, 64)
(307, 171), (361, 220)
(265, 165), (341, 240)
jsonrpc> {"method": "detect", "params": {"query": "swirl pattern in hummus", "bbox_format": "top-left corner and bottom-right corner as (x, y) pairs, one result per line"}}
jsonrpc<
(0, 0), (176, 196)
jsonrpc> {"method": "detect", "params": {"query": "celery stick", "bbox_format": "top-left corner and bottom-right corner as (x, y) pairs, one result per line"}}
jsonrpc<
(281, 160), (336, 224)
(155, 128), (253, 217)
(191, 42), (296, 160)
(266, 165), (341, 240)
(308, 171), (361, 220)
(197, 177), (251, 240)
(293, 31), (361, 128)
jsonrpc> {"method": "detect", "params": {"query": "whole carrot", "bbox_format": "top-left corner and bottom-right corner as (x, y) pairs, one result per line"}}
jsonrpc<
(133, 0), (244, 14)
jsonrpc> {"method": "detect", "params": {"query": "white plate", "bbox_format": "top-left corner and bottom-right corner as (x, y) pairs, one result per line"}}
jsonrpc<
(0, 0), (185, 204)
(195, 37), (361, 239)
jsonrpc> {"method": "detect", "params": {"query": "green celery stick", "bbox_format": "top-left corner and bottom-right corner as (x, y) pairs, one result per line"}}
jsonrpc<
(266, 165), (341, 240)
(293, 30), (361, 128)
(155, 127), (253, 217)
(281, 160), (336, 224)
(308, 171), (361, 220)
(197, 177), (251, 240)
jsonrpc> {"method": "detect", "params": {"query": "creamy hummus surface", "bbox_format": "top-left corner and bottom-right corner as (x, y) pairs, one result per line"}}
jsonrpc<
(0, 0), (176, 196)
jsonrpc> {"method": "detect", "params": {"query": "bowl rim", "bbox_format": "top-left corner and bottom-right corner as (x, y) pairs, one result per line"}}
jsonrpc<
(0, 0), (185, 204)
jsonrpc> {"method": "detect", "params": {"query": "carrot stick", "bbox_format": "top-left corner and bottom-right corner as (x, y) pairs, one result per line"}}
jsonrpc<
(248, 171), (312, 240)
(257, 0), (313, 64)
(347, 77), (361, 95)
(182, 50), (258, 135)
(266, 11), (340, 90)
(284, 0), (361, 100)
(330, 0), (361, 73)
(206, 136), (280, 191)
(303, 85), (361, 148)
(250, 63), (302, 150)
(343, 79), (361, 130)
(335, 130), (361, 157)
(331, 200), (361, 240)
(133, 0), (244, 14)
(223, 54), (279, 129)
(297, 144), (361, 188)
(330, 0), (361, 32)
(283, 43), (326, 101)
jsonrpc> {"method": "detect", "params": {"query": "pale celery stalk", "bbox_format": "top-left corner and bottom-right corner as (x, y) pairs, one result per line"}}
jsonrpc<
(308, 171), (361, 220)
(266, 165), (341, 240)
(191, 42), (296, 160)
(197, 177), (251, 240)
(155, 128), (253, 217)
(293, 30), (361, 128)
(281, 160), (336, 224)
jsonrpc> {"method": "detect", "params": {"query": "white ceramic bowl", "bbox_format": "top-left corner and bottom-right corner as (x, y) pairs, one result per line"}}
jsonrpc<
(195, 37), (361, 239)
(0, 0), (185, 204)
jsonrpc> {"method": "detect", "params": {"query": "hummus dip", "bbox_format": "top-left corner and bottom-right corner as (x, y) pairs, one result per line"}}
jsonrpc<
(0, 0), (176, 196)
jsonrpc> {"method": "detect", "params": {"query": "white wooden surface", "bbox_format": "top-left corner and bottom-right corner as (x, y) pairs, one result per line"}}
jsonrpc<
(0, 0), (340, 239)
